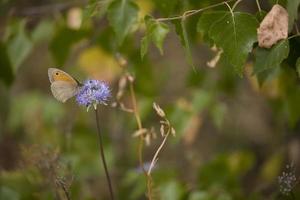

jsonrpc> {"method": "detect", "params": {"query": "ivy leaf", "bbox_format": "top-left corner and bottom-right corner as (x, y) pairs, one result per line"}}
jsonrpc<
(107, 0), (139, 45)
(208, 12), (258, 76)
(286, 0), (300, 31)
(253, 39), (289, 74)
(0, 42), (14, 86)
(140, 16), (169, 58)
(173, 19), (195, 69)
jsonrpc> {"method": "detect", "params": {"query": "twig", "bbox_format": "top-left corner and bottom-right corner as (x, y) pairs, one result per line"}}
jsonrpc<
(56, 178), (71, 200)
(232, 0), (243, 11)
(147, 128), (170, 175)
(156, 0), (235, 22)
(256, 0), (262, 13)
(94, 108), (114, 200)
(128, 80), (153, 199)
(288, 34), (300, 40)
(128, 81), (146, 174)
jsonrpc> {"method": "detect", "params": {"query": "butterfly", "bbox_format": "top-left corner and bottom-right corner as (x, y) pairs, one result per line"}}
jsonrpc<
(48, 68), (81, 103)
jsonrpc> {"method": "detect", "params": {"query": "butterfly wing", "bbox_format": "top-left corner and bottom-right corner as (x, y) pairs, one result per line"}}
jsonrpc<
(48, 68), (79, 102)
(51, 81), (79, 102)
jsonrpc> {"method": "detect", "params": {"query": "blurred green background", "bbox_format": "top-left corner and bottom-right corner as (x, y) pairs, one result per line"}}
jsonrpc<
(0, 0), (300, 199)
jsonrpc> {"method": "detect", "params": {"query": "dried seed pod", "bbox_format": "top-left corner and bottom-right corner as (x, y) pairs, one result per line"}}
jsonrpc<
(160, 124), (165, 136)
(257, 4), (288, 48)
(126, 74), (135, 83)
(132, 128), (148, 137)
(116, 76), (127, 100)
(115, 53), (128, 67)
(171, 127), (176, 137)
(153, 102), (166, 118)
(145, 134), (151, 146)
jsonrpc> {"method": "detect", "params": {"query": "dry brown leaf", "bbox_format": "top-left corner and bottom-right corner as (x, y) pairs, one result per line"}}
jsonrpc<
(257, 4), (288, 48)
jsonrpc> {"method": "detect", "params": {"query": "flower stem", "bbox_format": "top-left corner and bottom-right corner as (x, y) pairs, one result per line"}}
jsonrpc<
(94, 108), (114, 200)
(129, 83), (146, 174)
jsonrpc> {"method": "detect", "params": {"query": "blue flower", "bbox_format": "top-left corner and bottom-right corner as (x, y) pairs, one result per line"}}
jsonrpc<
(76, 80), (111, 109)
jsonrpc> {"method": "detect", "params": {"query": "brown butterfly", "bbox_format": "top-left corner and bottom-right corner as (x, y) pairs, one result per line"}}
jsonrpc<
(48, 68), (81, 102)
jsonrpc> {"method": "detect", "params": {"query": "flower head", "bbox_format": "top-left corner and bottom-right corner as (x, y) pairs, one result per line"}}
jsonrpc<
(76, 80), (110, 109)
(278, 164), (298, 195)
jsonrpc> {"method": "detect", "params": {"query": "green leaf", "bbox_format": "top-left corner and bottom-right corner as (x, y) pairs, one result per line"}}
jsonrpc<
(82, 0), (111, 25)
(82, 0), (99, 23)
(210, 102), (227, 128)
(159, 181), (184, 200)
(140, 16), (169, 58)
(286, 0), (300, 30)
(153, 0), (179, 16)
(286, 89), (300, 126)
(253, 39), (289, 74)
(208, 12), (259, 76)
(191, 90), (212, 113)
(0, 186), (20, 200)
(256, 68), (278, 86)
(50, 27), (87, 66)
(188, 191), (209, 200)
(255, 10), (267, 22)
(197, 11), (227, 44)
(107, 0), (139, 45)
(31, 20), (54, 43)
(296, 57), (300, 77)
(140, 36), (149, 58)
(6, 20), (33, 72)
(0, 42), (14, 86)
(173, 19), (195, 69)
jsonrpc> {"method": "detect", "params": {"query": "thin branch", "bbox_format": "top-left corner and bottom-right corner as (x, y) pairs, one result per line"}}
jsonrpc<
(95, 108), (114, 200)
(224, 2), (234, 15)
(256, 0), (262, 13)
(129, 82), (143, 130)
(232, 0), (243, 11)
(288, 34), (300, 40)
(56, 179), (71, 200)
(147, 129), (170, 175)
(156, 0), (235, 22)
(128, 81), (152, 199)
(128, 81), (146, 174)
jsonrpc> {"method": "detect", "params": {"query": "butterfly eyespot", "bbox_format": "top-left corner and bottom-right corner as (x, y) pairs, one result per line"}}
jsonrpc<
(55, 72), (59, 75)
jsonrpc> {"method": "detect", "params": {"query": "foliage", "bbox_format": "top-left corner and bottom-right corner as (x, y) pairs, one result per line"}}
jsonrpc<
(1, 0), (300, 200)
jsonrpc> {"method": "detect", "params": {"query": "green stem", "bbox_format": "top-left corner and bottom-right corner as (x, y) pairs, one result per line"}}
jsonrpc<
(94, 108), (114, 200)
